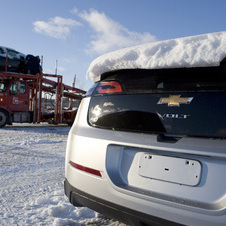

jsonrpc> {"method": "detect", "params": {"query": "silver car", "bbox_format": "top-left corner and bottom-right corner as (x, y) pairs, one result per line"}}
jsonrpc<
(65, 34), (226, 225)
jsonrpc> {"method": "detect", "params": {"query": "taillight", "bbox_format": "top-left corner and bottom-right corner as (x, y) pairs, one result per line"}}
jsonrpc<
(69, 161), (102, 177)
(95, 81), (123, 94)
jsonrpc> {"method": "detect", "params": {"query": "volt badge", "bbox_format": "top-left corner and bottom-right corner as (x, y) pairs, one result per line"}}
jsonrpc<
(158, 95), (193, 107)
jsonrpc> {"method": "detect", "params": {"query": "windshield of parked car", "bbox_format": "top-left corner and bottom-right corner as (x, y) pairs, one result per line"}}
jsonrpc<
(8, 49), (21, 59)
(0, 48), (4, 55)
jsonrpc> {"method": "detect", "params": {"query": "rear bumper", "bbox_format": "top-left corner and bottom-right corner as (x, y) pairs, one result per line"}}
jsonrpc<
(64, 178), (180, 226)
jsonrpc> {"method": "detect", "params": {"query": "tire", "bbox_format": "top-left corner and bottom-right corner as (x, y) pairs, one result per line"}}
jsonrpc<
(0, 110), (8, 128)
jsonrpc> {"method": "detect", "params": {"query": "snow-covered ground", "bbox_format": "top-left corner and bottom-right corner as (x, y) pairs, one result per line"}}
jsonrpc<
(0, 124), (124, 225)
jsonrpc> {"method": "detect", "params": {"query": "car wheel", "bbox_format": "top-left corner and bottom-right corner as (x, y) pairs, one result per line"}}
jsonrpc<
(0, 110), (8, 128)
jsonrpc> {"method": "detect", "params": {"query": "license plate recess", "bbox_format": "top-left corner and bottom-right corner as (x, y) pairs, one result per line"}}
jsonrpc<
(138, 154), (201, 186)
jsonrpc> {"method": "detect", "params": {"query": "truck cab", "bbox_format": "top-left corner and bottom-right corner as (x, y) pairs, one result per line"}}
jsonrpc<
(0, 79), (31, 127)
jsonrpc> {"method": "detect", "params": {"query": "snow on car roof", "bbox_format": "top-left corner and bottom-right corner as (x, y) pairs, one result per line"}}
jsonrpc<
(86, 31), (226, 81)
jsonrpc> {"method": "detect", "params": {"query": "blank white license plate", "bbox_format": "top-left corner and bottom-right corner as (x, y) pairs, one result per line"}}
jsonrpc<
(138, 154), (201, 186)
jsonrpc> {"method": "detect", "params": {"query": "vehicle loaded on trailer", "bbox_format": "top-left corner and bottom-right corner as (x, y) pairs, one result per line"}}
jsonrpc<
(0, 46), (42, 75)
(0, 50), (86, 127)
(65, 32), (226, 226)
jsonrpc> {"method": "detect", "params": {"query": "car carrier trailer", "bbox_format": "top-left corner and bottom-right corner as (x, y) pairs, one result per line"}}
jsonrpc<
(0, 71), (86, 128)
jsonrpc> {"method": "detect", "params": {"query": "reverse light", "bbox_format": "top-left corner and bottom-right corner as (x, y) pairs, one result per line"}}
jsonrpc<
(96, 81), (123, 94)
(69, 161), (102, 177)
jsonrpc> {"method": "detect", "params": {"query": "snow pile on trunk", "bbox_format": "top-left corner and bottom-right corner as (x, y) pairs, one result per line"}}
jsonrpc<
(87, 31), (226, 81)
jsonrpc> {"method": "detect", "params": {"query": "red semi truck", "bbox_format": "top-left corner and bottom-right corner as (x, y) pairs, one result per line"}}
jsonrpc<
(0, 71), (86, 127)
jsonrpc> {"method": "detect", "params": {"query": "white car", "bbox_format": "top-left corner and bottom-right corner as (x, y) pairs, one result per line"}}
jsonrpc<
(64, 32), (226, 225)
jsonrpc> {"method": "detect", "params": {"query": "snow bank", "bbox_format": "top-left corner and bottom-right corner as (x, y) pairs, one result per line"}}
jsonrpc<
(87, 31), (226, 81)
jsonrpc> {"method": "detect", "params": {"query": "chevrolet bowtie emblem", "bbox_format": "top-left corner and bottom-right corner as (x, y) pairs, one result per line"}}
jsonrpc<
(157, 95), (193, 107)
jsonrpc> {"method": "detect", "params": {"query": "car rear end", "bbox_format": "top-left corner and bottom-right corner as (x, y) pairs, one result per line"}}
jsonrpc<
(65, 66), (226, 225)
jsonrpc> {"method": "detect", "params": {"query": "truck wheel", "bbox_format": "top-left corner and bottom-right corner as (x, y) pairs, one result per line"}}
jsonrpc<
(0, 110), (8, 128)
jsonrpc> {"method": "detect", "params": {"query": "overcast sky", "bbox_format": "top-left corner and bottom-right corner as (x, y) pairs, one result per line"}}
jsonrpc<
(1, 0), (226, 90)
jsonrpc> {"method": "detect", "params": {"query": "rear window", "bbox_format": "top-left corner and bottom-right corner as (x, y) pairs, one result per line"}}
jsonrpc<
(88, 67), (226, 139)
(94, 67), (226, 95)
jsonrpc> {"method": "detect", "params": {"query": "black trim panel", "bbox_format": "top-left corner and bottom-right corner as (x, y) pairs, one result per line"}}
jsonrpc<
(64, 178), (182, 226)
